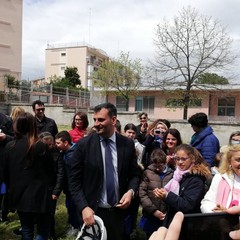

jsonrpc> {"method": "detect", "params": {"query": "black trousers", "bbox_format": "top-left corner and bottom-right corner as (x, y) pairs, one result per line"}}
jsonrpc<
(96, 207), (125, 240)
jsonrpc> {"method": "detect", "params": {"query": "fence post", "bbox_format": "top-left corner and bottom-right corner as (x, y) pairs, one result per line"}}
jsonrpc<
(50, 84), (53, 104)
(66, 87), (69, 106)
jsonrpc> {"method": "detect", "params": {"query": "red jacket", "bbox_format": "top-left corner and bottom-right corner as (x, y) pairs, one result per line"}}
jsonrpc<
(69, 127), (86, 143)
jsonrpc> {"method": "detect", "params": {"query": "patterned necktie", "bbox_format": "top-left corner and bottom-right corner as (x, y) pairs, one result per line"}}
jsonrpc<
(104, 138), (116, 206)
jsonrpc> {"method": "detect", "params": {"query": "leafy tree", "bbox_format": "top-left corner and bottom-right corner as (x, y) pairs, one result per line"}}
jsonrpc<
(49, 74), (87, 95)
(196, 73), (229, 84)
(93, 52), (142, 111)
(50, 76), (71, 88)
(64, 66), (81, 87)
(148, 6), (237, 119)
(4, 74), (20, 88)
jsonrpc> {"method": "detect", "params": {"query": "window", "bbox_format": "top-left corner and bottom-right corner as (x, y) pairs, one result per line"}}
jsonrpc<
(218, 97), (235, 116)
(60, 67), (65, 71)
(61, 53), (66, 56)
(135, 96), (154, 113)
(166, 98), (202, 107)
(116, 96), (127, 111)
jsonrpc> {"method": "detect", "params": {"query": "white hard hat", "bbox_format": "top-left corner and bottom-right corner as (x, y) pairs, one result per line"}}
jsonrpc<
(75, 215), (107, 240)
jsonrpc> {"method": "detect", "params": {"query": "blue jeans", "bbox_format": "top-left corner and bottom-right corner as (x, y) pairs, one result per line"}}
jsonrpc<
(18, 211), (50, 240)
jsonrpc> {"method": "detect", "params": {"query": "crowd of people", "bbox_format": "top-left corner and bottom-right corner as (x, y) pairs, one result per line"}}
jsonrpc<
(1, 101), (240, 240)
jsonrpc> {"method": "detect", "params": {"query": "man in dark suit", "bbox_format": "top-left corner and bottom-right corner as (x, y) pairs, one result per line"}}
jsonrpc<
(68, 103), (140, 240)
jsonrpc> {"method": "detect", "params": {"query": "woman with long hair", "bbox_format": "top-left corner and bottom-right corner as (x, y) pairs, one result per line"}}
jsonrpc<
(153, 144), (211, 228)
(162, 128), (183, 170)
(142, 119), (169, 168)
(3, 112), (55, 240)
(69, 111), (89, 143)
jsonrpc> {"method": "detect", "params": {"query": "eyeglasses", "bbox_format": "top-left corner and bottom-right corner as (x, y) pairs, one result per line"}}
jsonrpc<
(154, 129), (165, 135)
(174, 157), (190, 162)
(35, 108), (45, 112)
(140, 117), (147, 120)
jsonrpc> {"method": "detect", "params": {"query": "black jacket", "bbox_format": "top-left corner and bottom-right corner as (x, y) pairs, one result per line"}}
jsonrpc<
(4, 138), (55, 212)
(35, 115), (58, 137)
(163, 163), (210, 227)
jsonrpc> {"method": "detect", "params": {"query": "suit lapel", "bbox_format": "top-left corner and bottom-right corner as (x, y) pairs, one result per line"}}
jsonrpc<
(116, 134), (124, 178)
(92, 133), (104, 173)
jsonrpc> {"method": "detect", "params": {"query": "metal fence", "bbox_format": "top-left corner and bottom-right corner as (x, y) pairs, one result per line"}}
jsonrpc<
(0, 84), (91, 108)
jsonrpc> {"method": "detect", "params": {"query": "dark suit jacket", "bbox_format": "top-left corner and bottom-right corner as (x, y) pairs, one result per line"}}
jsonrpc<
(68, 132), (140, 214)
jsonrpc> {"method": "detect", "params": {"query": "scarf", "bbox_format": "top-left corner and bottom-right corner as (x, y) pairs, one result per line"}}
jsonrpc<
(216, 178), (231, 208)
(164, 166), (192, 195)
(216, 174), (240, 208)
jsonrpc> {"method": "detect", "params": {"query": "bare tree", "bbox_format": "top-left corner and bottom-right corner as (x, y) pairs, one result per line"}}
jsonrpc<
(93, 52), (142, 111)
(149, 6), (237, 119)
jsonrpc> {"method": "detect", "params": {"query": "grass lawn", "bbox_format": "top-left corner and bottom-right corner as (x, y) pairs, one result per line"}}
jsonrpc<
(58, 125), (71, 132)
(0, 194), (145, 240)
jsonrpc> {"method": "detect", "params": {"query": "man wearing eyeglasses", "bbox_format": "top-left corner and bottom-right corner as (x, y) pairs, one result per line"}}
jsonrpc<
(32, 100), (58, 137)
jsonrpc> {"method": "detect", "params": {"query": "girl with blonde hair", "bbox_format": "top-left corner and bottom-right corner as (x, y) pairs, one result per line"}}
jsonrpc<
(201, 144), (240, 213)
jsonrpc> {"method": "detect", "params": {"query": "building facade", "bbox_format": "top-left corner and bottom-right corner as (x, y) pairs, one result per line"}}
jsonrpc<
(107, 84), (240, 123)
(45, 42), (109, 90)
(0, 0), (22, 90)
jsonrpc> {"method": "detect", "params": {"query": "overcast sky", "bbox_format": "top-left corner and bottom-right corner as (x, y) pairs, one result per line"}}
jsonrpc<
(22, 0), (240, 81)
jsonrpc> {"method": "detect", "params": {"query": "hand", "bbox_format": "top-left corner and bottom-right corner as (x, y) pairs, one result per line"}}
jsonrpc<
(82, 206), (95, 226)
(116, 190), (132, 209)
(153, 210), (166, 221)
(149, 211), (184, 240)
(140, 123), (147, 133)
(52, 194), (58, 200)
(212, 204), (227, 212)
(0, 132), (6, 141)
(153, 188), (167, 199)
(166, 155), (174, 163)
(226, 206), (240, 239)
(150, 128), (155, 137)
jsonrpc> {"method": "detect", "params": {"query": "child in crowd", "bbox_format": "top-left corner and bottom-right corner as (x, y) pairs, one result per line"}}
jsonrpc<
(201, 144), (240, 213)
(123, 123), (144, 239)
(55, 131), (80, 237)
(39, 132), (64, 240)
(153, 144), (211, 229)
(139, 149), (173, 239)
(124, 123), (145, 169)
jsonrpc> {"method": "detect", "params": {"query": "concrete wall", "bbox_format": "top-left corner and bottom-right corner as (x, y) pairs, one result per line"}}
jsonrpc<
(7, 103), (240, 147)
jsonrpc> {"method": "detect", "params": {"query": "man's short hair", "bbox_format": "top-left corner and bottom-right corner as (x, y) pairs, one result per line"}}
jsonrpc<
(188, 112), (208, 128)
(138, 112), (148, 119)
(55, 130), (72, 144)
(94, 103), (117, 118)
(32, 100), (44, 110)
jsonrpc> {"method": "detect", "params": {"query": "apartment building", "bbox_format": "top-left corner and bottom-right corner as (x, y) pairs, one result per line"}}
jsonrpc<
(0, 0), (22, 90)
(45, 42), (109, 89)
